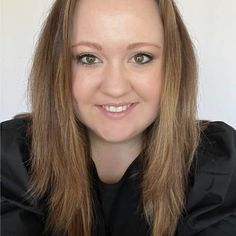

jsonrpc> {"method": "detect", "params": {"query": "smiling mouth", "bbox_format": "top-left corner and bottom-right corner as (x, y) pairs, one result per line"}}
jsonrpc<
(96, 103), (137, 118)
(101, 104), (133, 113)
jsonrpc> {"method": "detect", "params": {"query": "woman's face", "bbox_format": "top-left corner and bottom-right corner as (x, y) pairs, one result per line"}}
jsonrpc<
(71, 0), (164, 144)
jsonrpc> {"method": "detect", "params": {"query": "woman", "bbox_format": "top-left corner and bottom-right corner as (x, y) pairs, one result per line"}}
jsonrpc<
(1, 0), (236, 235)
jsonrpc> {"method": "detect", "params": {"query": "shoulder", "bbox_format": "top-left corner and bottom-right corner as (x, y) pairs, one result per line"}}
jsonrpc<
(200, 121), (236, 153)
(1, 117), (46, 235)
(177, 121), (236, 235)
(1, 115), (31, 134)
(1, 117), (31, 163)
(1, 117), (32, 198)
(196, 120), (236, 197)
(195, 121), (236, 176)
(1, 116), (31, 139)
(195, 121), (236, 182)
(1, 117), (33, 202)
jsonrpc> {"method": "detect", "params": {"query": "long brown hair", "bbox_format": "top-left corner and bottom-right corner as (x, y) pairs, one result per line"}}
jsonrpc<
(141, 1), (200, 235)
(27, 0), (200, 235)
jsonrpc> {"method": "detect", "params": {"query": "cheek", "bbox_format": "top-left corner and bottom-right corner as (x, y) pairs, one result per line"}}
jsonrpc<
(147, 77), (162, 95)
(72, 79), (83, 102)
(72, 70), (100, 102)
(72, 77), (92, 120)
(135, 71), (162, 103)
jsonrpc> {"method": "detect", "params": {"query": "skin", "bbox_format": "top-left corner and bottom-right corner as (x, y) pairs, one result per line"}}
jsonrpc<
(71, 0), (164, 183)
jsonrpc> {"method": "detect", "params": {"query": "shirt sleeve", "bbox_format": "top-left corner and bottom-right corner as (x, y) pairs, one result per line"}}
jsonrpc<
(176, 121), (236, 236)
(1, 119), (45, 236)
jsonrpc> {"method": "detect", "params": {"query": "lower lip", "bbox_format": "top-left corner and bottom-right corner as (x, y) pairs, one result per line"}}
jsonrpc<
(96, 103), (138, 120)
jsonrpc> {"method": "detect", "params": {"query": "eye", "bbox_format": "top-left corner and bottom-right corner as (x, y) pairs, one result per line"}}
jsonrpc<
(73, 54), (102, 66)
(132, 53), (153, 64)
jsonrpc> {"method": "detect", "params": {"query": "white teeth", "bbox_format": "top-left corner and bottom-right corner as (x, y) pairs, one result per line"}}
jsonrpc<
(102, 104), (132, 113)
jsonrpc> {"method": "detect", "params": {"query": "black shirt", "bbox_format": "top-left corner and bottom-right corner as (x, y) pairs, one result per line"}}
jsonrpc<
(1, 118), (236, 236)
(96, 174), (124, 227)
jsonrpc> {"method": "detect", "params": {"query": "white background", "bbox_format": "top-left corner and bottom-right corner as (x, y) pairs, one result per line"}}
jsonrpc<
(1, 0), (236, 128)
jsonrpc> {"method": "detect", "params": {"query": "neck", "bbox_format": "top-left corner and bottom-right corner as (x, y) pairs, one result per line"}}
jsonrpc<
(88, 132), (143, 183)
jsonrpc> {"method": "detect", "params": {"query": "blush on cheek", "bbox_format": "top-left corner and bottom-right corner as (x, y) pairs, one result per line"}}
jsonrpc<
(140, 79), (162, 98)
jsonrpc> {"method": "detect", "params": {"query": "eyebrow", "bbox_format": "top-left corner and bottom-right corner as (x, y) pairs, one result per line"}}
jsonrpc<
(71, 41), (161, 50)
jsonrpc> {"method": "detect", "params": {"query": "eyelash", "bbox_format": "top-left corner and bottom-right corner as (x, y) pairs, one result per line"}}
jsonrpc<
(73, 52), (153, 66)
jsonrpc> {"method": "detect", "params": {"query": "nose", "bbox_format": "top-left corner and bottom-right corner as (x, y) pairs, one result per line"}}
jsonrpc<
(99, 62), (132, 97)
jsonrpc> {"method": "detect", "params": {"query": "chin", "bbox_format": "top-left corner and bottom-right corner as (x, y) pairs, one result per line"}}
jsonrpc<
(97, 129), (143, 144)
(100, 134), (132, 144)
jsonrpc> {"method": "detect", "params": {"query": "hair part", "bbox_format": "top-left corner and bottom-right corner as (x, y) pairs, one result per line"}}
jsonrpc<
(28, 0), (200, 235)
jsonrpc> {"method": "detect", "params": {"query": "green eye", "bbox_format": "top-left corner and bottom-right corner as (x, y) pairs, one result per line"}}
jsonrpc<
(133, 53), (153, 64)
(74, 54), (101, 65)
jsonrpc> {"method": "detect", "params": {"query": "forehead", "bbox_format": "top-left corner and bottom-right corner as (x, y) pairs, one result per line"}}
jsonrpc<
(71, 0), (163, 44)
